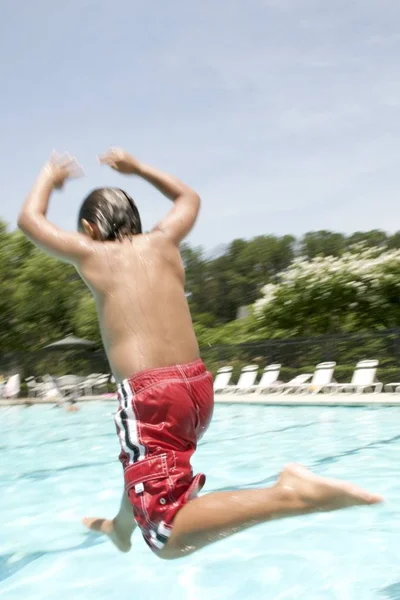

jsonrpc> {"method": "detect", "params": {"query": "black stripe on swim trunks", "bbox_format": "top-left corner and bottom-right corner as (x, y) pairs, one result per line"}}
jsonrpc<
(155, 531), (169, 545)
(120, 382), (128, 409)
(120, 383), (140, 463)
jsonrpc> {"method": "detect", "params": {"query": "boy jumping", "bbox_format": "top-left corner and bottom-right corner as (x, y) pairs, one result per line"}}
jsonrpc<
(18, 148), (382, 560)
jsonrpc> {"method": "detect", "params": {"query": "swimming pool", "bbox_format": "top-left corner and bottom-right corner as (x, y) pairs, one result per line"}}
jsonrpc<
(0, 402), (399, 600)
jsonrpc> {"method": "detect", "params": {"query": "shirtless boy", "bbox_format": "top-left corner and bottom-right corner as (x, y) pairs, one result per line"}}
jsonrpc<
(18, 148), (382, 560)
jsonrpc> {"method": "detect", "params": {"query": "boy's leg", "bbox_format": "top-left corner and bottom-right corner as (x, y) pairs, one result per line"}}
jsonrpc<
(159, 463), (382, 560)
(83, 489), (136, 553)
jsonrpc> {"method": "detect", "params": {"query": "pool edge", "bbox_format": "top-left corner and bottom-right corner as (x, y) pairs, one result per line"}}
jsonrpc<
(3, 393), (400, 407)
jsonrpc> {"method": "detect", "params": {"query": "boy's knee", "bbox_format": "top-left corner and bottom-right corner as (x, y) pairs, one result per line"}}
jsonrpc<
(156, 548), (178, 560)
(156, 541), (190, 561)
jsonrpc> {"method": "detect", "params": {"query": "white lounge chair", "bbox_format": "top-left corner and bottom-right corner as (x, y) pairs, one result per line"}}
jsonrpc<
(241, 364), (282, 394)
(335, 360), (383, 394)
(3, 374), (20, 399)
(79, 373), (103, 395)
(272, 373), (313, 395)
(384, 379), (400, 393)
(25, 377), (45, 398)
(92, 374), (110, 394)
(221, 365), (259, 394)
(293, 362), (337, 394)
(213, 366), (233, 392)
(57, 375), (81, 398)
(42, 375), (64, 401)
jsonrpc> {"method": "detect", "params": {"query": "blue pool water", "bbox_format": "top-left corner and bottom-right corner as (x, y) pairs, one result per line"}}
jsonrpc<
(1, 402), (399, 600)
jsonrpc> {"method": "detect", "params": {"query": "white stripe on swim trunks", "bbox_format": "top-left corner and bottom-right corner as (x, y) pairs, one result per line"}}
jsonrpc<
(114, 384), (132, 464)
(122, 380), (146, 464)
(157, 521), (172, 538)
(114, 381), (145, 466)
(149, 530), (166, 550)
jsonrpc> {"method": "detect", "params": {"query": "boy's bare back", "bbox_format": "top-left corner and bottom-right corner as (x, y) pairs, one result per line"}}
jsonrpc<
(18, 147), (202, 382)
(79, 232), (199, 381)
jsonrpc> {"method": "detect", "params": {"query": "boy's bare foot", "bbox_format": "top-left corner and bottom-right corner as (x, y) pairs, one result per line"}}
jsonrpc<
(82, 517), (133, 553)
(277, 463), (383, 512)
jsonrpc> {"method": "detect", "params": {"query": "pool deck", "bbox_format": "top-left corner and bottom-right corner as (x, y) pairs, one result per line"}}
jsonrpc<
(2, 393), (400, 407)
(213, 392), (400, 406)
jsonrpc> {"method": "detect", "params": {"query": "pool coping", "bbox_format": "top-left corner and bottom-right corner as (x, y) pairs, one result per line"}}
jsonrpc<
(213, 393), (400, 406)
(3, 392), (400, 407)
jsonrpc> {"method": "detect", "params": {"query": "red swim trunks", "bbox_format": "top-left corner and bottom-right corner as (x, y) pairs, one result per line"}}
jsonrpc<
(114, 359), (214, 552)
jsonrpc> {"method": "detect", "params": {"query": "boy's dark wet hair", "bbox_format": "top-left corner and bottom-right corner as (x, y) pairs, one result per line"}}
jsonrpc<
(78, 188), (142, 241)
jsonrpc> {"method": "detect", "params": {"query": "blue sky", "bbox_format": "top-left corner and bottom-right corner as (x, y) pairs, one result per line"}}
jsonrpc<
(1, 0), (400, 250)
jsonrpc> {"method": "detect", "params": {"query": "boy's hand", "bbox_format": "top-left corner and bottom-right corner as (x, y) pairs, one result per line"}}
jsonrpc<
(42, 151), (84, 189)
(98, 147), (142, 175)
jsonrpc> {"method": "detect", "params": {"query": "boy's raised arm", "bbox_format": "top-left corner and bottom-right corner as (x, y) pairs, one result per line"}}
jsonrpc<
(18, 153), (94, 264)
(99, 148), (201, 245)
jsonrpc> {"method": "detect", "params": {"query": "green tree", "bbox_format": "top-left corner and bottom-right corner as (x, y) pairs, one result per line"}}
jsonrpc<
(301, 231), (346, 258)
(346, 230), (388, 250)
(180, 243), (212, 318)
(0, 221), (17, 352)
(387, 231), (400, 249)
(197, 235), (296, 324)
(12, 249), (85, 350)
(73, 293), (102, 345)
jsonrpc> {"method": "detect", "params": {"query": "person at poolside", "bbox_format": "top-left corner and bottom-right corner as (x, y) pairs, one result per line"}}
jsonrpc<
(54, 398), (80, 412)
(18, 148), (383, 559)
(65, 400), (80, 412)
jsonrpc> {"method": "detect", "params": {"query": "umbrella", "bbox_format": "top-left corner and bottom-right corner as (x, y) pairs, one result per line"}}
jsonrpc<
(44, 334), (96, 349)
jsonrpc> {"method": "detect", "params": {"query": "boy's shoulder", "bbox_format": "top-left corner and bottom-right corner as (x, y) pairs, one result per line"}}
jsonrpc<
(80, 231), (179, 268)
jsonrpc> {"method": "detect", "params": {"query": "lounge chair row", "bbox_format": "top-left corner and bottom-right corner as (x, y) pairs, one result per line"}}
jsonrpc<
(25, 373), (114, 398)
(3, 361), (399, 400)
(213, 360), (397, 395)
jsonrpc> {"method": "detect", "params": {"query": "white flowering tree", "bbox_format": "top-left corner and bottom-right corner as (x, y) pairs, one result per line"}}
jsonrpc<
(254, 247), (400, 337)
